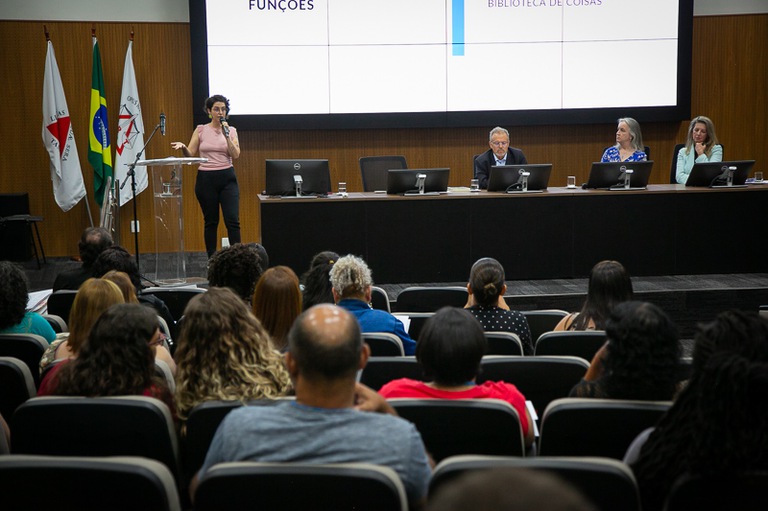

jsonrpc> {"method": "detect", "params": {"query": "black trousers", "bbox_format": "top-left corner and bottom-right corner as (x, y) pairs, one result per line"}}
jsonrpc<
(195, 167), (241, 257)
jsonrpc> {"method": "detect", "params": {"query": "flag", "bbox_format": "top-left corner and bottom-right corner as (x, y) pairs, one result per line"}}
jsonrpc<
(42, 40), (86, 212)
(88, 36), (112, 208)
(114, 40), (147, 206)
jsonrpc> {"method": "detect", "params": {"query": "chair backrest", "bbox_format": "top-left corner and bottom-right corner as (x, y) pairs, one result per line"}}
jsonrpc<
(362, 332), (405, 356)
(45, 289), (78, 325)
(0, 333), (49, 389)
(538, 397), (672, 459)
(395, 286), (468, 313)
(478, 355), (590, 416)
(670, 143), (685, 183)
(484, 331), (523, 356)
(664, 471), (768, 511)
(371, 286), (391, 313)
(395, 312), (434, 341)
(140, 287), (207, 323)
(0, 454), (181, 511)
(429, 454), (640, 511)
(41, 314), (68, 333)
(359, 155), (407, 192)
(0, 356), (36, 420)
(10, 396), (180, 481)
(359, 356), (422, 391)
(154, 360), (175, 393)
(472, 154), (482, 179)
(534, 330), (607, 360)
(195, 461), (408, 511)
(521, 309), (569, 344)
(388, 398), (525, 463)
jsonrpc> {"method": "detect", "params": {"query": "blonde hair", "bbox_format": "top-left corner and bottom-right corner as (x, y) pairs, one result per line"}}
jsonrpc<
(252, 266), (302, 351)
(684, 115), (720, 158)
(329, 254), (373, 299)
(68, 278), (125, 354)
(174, 287), (291, 420)
(101, 270), (139, 304)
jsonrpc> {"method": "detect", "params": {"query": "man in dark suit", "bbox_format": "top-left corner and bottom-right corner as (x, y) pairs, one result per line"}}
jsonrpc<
(473, 126), (528, 189)
(52, 227), (113, 291)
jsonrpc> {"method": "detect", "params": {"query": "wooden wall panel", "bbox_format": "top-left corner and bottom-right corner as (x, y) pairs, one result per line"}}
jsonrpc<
(1, 15), (766, 258)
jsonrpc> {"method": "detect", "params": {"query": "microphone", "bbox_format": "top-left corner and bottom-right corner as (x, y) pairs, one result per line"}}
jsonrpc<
(220, 117), (230, 138)
(159, 113), (166, 136)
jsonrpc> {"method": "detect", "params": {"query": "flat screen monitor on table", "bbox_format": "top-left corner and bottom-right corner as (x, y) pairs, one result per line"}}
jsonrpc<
(487, 164), (553, 193)
(685, 160), (754, 187)
(583, 161), (654, 190)
(264, 159), (331, 197)
(386, 168), (450, 196)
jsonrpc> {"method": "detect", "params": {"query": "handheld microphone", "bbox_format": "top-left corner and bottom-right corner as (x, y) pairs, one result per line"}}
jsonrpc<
(220, 117), (230, 138)
(159, 113), (166, 136)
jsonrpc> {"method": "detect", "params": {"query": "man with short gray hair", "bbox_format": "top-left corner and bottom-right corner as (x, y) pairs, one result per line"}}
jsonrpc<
(473, 126), (528, 189)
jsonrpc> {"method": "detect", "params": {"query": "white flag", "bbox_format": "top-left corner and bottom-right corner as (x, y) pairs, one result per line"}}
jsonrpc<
(114, 40), (147, 206)
(42, 40), (86, 212)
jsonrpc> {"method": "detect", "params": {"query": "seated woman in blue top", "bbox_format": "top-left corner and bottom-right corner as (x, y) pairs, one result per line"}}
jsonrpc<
(601, 117), (647, 163)
(0, 261), (55, 344)
(675, 115), (723, 184)
(330, 254), (416, 355)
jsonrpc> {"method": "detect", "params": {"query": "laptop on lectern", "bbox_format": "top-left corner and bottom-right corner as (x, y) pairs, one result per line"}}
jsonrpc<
(583, 161), (654, 190)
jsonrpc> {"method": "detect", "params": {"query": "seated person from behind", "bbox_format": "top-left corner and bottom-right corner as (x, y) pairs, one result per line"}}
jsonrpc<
(554, 260), (634, 331)
(52, 227), (113, 291)
(569, 301), (680, 401)
(330, 254), (416, 355)
(474, 126), (528, 189)
(191, 304), (432, 506)
(675, 115), (723, 184)
(601, 117), (647, 162)
(0, 261), (55, 343)
(380, 306), (535, 448)
(207, 243), (265, 305)
(300, 250), (339, 311)
(252, 266), (302, 352)
(464, 257), (533, 355)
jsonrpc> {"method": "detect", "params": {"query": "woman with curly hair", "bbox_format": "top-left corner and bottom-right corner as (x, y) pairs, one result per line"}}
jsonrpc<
(38, 303), (175, 414)
(0, 260), (55, 343)
(569, 301), (680, 400)
(206, 243), (264, 303)
(300, 250), (339, 311)
(174, 287), (291, 422)
(555, 260), (634, 331)
(252, 266), (302, 352)
(628, 310), (768, 510)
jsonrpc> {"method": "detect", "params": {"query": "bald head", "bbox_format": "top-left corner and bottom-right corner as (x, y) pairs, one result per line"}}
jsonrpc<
(288, 304), (362, 380)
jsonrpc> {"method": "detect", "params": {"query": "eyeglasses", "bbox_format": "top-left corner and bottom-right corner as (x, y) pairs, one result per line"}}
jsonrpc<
(491, 141), (509, 147)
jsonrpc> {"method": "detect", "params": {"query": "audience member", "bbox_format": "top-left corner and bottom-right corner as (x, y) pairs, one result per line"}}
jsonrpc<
(300, 250), (339, 311)
(39, 278), (124, 373)
(569, 301), (681, 400)
(0, 260), (55, 343)
(192, 304), (432, 505)
(474, 126), (528, 189)
(101, 270), (140, 303)
(247, 242), (269, 272)
(630, 310), (768, 511)
(465, 257), (533, 355)
(38, 303), (176, 416)
(252, 266), (302, 352)
(554, 260), (634, 331)
(380, 307), (534, 447)
(426, 467), (598, 511)
(174, 287), (291, 421)
(206, 243), (264, 303)
(675, 115), (723, 184)
(601, 117), (647, 162)
(329, 254), (416, 355)
(52, 227), (113, 291)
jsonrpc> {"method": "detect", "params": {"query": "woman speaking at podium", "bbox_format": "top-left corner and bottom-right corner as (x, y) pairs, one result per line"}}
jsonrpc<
(172, 94), (241, 258)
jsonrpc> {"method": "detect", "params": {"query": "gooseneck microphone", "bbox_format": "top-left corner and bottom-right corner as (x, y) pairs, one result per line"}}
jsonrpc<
(220, 116), (230, 138)
(159, 112), (166, 136)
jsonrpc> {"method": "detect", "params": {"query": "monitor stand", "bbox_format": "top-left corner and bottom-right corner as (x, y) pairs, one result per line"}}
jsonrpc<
(404, 191), (440, 196)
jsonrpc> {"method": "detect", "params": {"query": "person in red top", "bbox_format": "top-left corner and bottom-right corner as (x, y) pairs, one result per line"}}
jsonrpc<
(380, 306), (534, 447)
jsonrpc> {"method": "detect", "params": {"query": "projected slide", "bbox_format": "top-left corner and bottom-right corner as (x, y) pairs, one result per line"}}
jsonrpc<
(202, 0), (682, 117)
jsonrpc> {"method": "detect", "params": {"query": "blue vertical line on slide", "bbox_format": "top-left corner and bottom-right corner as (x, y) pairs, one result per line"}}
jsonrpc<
(452, 0), (465, 56)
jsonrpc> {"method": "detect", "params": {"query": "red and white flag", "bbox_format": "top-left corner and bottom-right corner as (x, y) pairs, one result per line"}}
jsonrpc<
(42, 40), (86, 212)
(114, 40), (147, 206)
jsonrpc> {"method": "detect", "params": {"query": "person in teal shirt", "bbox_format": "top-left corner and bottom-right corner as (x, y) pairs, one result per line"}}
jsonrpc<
(0, 261), (56, 344)
(675, 115), (723, 184)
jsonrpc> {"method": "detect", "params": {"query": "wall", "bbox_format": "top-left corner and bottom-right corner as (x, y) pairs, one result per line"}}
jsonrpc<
(1, 6), (766, 258)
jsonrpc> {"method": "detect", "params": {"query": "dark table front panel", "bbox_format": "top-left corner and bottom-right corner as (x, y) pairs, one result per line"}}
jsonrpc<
(258, 186), (768, 283)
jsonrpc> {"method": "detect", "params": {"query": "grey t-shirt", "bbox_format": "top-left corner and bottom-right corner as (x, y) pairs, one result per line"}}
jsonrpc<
(198, 401), (432, 502)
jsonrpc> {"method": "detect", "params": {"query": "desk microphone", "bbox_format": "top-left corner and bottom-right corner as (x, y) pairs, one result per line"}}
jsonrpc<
(220, 117), (230, 138)
(160, 113), (166, 136)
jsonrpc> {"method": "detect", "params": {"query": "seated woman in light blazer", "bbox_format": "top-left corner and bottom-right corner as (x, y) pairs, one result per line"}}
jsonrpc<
(675, 115), (723, 184)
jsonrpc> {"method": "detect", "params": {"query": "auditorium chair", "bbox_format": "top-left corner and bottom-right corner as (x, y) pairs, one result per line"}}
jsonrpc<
(140, 286), (206, 323)
(371, 286), (391, 312)
(484, 331), (524, 356)
(534, 330), (607, 361)
(359, 155), (407, 192)
(0, 333), (48, 389)
(46, 289), (78, 325)
(361, 332), (405, 356)
(521, 309), (569, 344)
(0, 356), (36, 420)
(394, 286), (468, 312)
(359, 356), (422, 391)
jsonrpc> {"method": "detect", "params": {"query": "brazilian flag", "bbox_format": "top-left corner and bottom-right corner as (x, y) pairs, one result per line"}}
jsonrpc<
(88, 36), (112, 207)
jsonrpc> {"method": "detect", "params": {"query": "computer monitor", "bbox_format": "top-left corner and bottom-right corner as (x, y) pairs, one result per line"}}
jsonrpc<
(264, 159), (331, 197)
(685, 160), (755, 187)
(583, 161), (654, 190)
(487, 164), (553, 193)
(386, 168), (450, 196)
